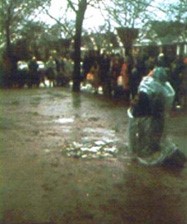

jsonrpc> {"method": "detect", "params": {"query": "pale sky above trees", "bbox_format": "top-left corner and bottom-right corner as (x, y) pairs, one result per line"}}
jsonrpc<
(37, 0), (186, 30)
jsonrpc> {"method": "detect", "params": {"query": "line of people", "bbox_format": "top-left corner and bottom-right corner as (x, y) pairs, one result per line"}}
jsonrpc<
(82, 51), (187, 110)
(16, 55), (73, 88)
(82, 51), (152, 99)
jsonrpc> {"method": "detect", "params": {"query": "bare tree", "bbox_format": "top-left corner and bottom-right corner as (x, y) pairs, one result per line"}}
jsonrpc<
(64, 0), (102, 92)
(104, 0), (152, 28)
(43, 0), (104, 91)
(165, 0), (187, 22)
(101, 0), (152, 55)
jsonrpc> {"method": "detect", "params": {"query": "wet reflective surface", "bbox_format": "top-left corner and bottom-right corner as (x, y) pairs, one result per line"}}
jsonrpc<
(55, 117), (75, 124)
(55, 116), (120, 158)
(65, 140), (118, 158)
(1, 88), (187, 224)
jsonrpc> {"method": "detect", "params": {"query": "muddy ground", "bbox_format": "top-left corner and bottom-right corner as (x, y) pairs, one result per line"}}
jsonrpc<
(0, 87), (187, 224)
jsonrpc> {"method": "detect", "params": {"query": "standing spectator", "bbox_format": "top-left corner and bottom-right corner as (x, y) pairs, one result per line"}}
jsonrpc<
(170, 56), (183, 108)
(88, 61), (100, 93)
(28, 56), (39, 88)
(99, 52), (111, 96)
(111, 54), (123, 98)
(82, 51), (95, 83)
(129, 59), (142, 100)
(120, 56), (132, 101)
(46, 56), (57, 87)
(135, 54), (147, 79)
(64, 56), (73, 84)
(55, 56), (65, 87)
(145, 56), (156, 75)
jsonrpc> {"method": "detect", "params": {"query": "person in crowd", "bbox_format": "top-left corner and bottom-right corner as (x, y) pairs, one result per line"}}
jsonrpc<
(82, 51), (95, 83)
(28, 56), (39, 87)
(87, 61), (100, 93)
(110, 54), (123, 98)
(37, 60), (47, 87)
(145, 55), (156, 75)
(55, 56), (66, 87)
(64, 56), (73, 84)
(128, 58), (142, 100)
(135, 54), (147, 79)
(99, 52), (111, 96)
(46, 56), (57, 87)
(120, 56), (130, 101)
(127, 55), (186, 167)
(170, 55), (184, 108)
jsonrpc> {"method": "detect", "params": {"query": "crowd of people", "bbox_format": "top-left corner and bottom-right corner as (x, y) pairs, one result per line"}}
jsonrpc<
(82, 51), (187, 110)
(1, 49), (187, 110)
(1, 54), (73, 88)
(24, 55), (73, 88)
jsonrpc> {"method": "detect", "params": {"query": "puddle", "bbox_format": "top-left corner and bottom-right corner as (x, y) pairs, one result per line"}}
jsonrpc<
(54, 119), (120, 158)
(84, 127), (116, 136)
(65, 140), (118, 158)
(82, 127), (119, 144)
(54, 117), (74, 124)
(62, 126), (72, 133)
(81, 84), (103, 94)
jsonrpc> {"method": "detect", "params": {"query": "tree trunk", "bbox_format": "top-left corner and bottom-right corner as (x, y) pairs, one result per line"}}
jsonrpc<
(72, 0), (87, 92)
(5, 9), (11, 57)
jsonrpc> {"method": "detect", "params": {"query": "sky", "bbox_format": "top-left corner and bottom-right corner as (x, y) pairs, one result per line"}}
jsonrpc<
(37, 0), (175, 30)
(39, 0), (109, 29)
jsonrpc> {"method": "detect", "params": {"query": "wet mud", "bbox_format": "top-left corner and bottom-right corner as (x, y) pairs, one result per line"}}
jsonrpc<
(0, 88), (187, 224)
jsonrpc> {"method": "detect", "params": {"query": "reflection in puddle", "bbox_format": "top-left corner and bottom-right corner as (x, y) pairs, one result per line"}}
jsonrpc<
(55, 117), (74, 124)
(84, 127), (115, 136)
(82, 127), (119, 144)
(62, 127), (72, 133)
(81, 83), (103, 94)
(54, 118), (120, 158)
(65, 141), (118, 159)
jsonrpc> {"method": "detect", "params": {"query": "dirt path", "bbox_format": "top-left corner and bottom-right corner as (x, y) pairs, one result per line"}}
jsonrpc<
(1, 88), (187, 224)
